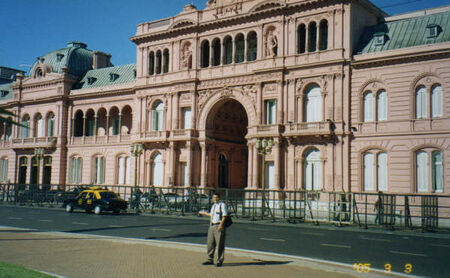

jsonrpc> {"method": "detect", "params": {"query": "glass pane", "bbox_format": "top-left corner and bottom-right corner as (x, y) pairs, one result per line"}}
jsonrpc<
(364, 92), (373, 122)
(432, 85), (442, 118)
(377, 153), (387, 191)
(417, 152), (428, 192)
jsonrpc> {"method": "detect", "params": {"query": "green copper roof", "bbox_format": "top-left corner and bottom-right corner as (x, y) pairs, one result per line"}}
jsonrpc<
(355, 10), (450, 54)
(30, 42), (96, 77)
(0, 83), (13, 101)
(74, 64), (136, 90)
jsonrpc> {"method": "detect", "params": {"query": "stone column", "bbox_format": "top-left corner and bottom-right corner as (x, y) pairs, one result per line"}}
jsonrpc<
(244, 35), (248, 62)
(172, 92), (179, 130)
(82, 116), (86, 144)
(186, 142), (192, 187)
(252, 142), (259, 188)
(273, 139), (280, 189)
(220, 40), (225, 65)
(209, 41), (214, 67)
(200, 142), (207, 187)
(118, 113), (122, 142)
(191, 91), (197, 130)
(277, 81), (283, 124)
(94, 116), (98, 143)
(257, 82), (263, 125)
(287, 142), (295, 189)
(106, 114), (110, 143)
(232, 38), (236, 64)
(247, 141), (253, 188)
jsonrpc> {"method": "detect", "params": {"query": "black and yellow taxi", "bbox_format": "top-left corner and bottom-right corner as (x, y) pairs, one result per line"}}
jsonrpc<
(64, 187), (127, 215)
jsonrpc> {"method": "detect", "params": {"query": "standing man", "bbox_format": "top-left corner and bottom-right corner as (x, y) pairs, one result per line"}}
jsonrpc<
(199, 192), (228, 267)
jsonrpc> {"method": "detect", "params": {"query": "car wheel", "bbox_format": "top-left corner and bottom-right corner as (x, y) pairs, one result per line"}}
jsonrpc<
(65, 203), (73, 213)
(94, 205), (102, 215)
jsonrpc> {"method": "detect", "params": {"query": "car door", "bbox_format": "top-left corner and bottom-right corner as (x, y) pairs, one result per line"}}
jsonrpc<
(85, 192), (94, 210)
(78, 192), (88, 208)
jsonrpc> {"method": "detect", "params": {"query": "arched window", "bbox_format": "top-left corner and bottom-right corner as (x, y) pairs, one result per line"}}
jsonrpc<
(21, 114), (30, 139)
(47, 113), (55, 137)
(93, 156), (105, 184)
(69, 156), (82, 184)
(363, 91), (374, 122)
(304, 84), (322, 122)
(4, 119), (12, 141)
(152, 152), (164, 186)
(85, 110), (95, 137)
(304, 148), (322, 190)
(35, 114), (44, 137)
(308, 22), (317, 52)
(319, 20), (328, 51)
(431, 84), (442, 118)
(377, 90), (387, 121)
(201, 40), (210, 68)
(415, 86), (427, 119)
(152, 101), (164, 131)
(235, 34), (245, 63)
(148, 51), (155, 75)
(163, 49), (169, 73)
(416, 151), (428, 192)
(155, 50), (162, 74)
(212, 38), (221, 66)
(117, 156), (131, 185)
(297, 24), (306, 54)
(223, 36), (233, 65)
(73, 110), (84, 137)
(363, 153), (374, 191)
(247, 32), (257, 61)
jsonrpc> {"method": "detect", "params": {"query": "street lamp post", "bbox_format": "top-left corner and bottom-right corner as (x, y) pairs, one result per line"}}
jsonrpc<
(255, 138), (273, 219)
(34, 148), (45, 189)
(130, 143), (144, 212)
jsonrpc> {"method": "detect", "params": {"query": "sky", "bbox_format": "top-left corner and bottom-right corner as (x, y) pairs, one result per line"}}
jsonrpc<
(0, 0), (448, 72)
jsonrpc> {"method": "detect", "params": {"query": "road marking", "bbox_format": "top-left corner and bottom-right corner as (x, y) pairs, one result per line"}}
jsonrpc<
(72, 222), (89, 225)
(39, 220), (53, 222)
(108, 225), (124, 228)
(260, 237), (285, 242)
(360, 236), (391, 242)
(300, 232), (325, 236)
(390, 251), (427, 257)
(432, 244), (450, 248)
(152, 228), (172, 232)
(247, 227), (269, 231)
(8, 217), (22, 220)
(321, 243), (351, 249)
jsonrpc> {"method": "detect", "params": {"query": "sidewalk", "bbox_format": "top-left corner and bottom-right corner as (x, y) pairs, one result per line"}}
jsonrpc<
(0, 227), (393, 278)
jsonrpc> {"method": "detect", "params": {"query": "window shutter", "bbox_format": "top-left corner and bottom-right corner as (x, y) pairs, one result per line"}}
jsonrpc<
(99, 157), (105, 184)
(364, 153), (374, 191)
(126, 157), (131, 185)
(69, 158), (74, 183)
(432, 85), (442, 118)
(271, 101), (276, 124)
(377, 153), (387, 191)
(377, 91), (387, 121)
(118, 157), (125, 184)
(48, 117), (54, 137)
(417, 152), (428, 192)
(364, 92), (373, 122)
(184, 108), (192, 129)
(432, 151), (443, 192)
(76, 158), (82, 184)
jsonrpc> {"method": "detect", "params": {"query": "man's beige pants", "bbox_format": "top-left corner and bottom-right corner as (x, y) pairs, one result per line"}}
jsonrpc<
(206, 225), (226, 263)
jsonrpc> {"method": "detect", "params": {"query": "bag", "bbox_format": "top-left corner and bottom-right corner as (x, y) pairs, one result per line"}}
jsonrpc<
(219, 203), (233, 228)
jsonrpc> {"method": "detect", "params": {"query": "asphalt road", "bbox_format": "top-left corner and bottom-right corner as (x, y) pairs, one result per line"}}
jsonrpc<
(1, 206), (449, 278)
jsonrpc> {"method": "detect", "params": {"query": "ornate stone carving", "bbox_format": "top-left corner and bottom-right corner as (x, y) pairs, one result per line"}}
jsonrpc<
(180, 41), (192, 70)
(265, 26), (278, 57)
(263, 83), (277, 93)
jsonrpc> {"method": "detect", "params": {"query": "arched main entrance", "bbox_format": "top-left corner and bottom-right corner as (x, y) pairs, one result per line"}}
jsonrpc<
(205, 99), (248, 188)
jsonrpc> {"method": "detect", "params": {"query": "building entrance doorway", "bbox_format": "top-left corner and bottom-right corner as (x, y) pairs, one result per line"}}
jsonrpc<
(205, 99), (248, 188)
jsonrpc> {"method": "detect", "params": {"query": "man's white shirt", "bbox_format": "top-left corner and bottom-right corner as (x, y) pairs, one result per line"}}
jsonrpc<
(210, 202), (227, 224)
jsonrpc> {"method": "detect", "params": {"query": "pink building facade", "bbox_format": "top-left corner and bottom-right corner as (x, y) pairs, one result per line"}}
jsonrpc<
(0, 0), (448, 195)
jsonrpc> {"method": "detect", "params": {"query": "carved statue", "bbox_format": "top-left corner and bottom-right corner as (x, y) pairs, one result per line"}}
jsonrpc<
(265, 28), (278, 57)
(181, 42), (192, 69)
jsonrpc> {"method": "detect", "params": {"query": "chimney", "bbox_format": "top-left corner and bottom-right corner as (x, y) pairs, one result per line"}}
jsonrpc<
(92, 51), (112, 69)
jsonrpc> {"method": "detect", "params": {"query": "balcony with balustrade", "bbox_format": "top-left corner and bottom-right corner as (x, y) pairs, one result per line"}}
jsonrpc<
(10, 136), (58, 149)
(284, 121), (333, 138)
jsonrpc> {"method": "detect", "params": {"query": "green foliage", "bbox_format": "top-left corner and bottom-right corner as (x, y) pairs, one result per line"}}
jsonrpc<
(0, 262), (55, 278)
(0, 107), (25, 127)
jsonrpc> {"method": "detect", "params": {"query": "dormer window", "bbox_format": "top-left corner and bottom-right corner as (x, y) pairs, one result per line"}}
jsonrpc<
(109, 73), (119, 82)
(87, 77), (97, 85)
(1, 90), (9, 97)
(427, 24), (440, 38)
(56, 53), (64, 62)
(374, 33), (386, 46)
(36, 68), (43, 78)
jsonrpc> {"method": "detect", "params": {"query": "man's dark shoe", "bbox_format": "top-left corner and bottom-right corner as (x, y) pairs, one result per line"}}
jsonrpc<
(216, 262), (223, 267)
(202, 261), (214, 265)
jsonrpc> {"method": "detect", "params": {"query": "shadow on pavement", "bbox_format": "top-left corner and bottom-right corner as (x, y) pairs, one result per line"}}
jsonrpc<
(146, 232), (207, 240)
(222, 260), (292, 267)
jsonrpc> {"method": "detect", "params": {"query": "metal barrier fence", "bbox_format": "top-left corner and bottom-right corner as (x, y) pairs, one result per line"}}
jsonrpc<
(1, 183), (449, 231)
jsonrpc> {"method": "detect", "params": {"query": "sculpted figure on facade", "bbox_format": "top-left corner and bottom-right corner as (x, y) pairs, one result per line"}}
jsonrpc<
(265, 27), (278, 57)
(181, 42), (192, 70)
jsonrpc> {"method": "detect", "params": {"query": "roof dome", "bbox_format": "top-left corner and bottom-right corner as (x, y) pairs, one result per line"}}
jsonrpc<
(30, 41), (95, 77)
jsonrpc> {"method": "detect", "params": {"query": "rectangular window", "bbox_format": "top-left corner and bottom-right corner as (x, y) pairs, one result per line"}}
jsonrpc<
(364, 93), (373, 122)
(377, 153), (387, 191)
(265, 100), (276, 124)
(265, 162), (275, 189)
(416, 87), (427, 119)
(432, 151), (443, 192)
(118, 157), (125, 185)
(21, 122), (29, 138)
(69, 158), (82, 184)
(432, 86), (442, 118)
(47, 118), (54, 137)
(377, 91), (387, 121)
(183, 108), (192, 129)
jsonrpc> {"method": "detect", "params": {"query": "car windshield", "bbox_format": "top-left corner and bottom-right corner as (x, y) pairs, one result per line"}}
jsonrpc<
(99, 192), (118, 200)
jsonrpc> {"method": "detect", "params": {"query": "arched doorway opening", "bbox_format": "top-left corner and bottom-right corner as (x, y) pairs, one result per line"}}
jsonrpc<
(205, 99), (248, 188)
